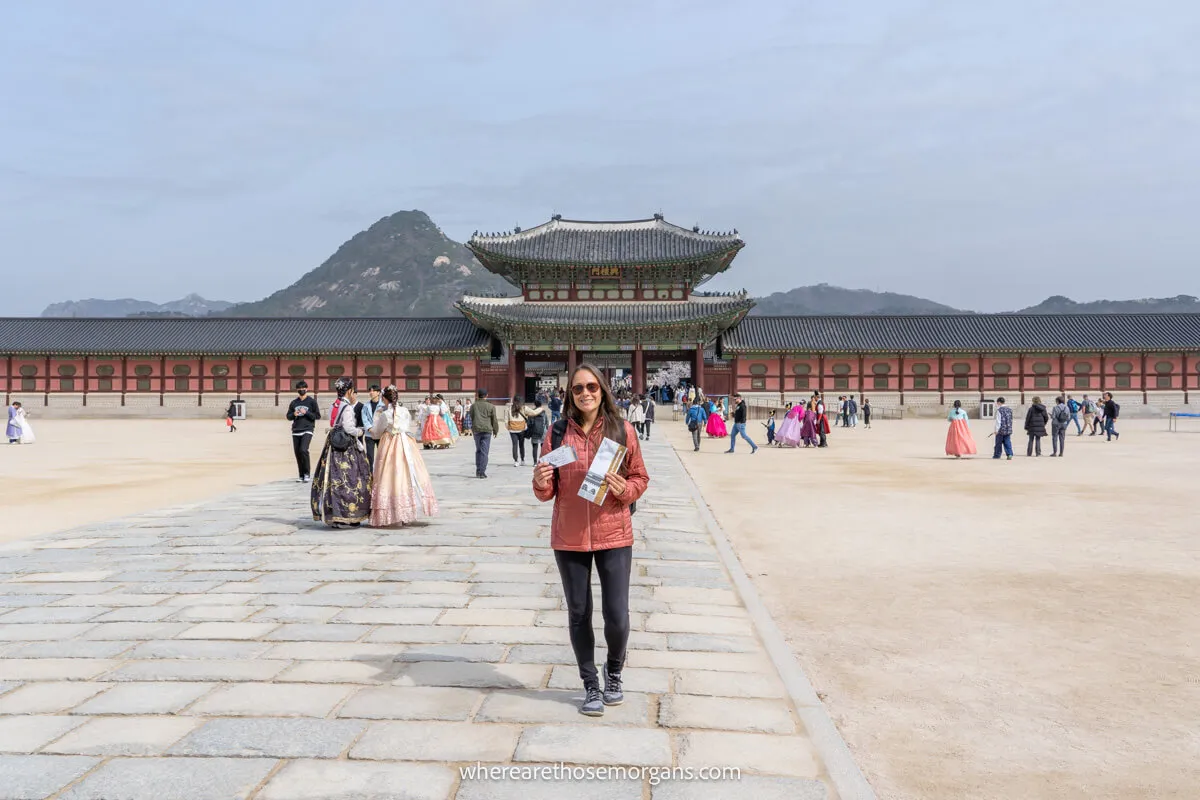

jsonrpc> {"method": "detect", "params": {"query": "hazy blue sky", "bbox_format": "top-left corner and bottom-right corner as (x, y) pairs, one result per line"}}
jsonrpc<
(3, 1), (1199, 315)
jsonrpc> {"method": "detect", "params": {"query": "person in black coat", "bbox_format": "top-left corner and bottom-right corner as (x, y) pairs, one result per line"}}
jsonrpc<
(1024, 396), (1050, 457)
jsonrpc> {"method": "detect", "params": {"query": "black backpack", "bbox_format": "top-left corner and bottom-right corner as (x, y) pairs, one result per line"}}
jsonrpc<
(550, 418), (637, 515)
(527, 411), (547, 438)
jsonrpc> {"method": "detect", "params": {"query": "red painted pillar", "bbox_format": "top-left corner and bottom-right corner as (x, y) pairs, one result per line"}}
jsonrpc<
(83, 355), (90, 407)
(507, 345), (519, 401)
(1018, 354), (1025, 404)
(198, 355), (204, 407)
(778, 354), (786, 401)
(632, 347), (645, 395)
(44, 355), (51, 406)
(567, 345), (578, 379)
(898, 354), (905, 405)
(275, 355), (282, 405)
(1141, 353), (1147, 404)
(159, 355), (166, 406)
(693, 345), (705, 392)
(1183, 351), (1190, 405)
(120, 355), (127, 406)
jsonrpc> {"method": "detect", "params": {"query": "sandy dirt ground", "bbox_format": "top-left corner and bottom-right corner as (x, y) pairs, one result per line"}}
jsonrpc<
(0, 420), (295, 541)
(662, 415), (1200, 800)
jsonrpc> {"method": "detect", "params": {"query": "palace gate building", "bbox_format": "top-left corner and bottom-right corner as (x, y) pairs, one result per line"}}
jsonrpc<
(3, 215), (1200, 417)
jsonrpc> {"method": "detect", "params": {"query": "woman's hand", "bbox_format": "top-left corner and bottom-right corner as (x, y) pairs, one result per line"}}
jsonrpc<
(533, 463), (555, 491)
(607, 472), (627, 498)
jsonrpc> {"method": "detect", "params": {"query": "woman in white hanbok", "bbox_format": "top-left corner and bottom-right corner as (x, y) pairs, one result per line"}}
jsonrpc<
(369, 386), (438, 527)
(7, 403), (34, 444)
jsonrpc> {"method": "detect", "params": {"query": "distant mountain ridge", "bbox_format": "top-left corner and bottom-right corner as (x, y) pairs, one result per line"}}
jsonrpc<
(223, 210), (513, 318)
(1014, 294), (1200, 315)
(41, 293), (232, 318)
(750, 284), (964, 316)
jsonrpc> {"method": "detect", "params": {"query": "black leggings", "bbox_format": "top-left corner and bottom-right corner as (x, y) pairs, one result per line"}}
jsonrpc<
(554, 546), (632, 686)
(510, 432), (526, 462)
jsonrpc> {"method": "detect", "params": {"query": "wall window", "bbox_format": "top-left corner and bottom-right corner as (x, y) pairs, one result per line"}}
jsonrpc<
(213, 379), (228, 392)
(249, 365), (268, 377)
(211, 365), (230, 377)
(174, 377), (190, 392)
(749, 363), (768, 376)
(365, 365), (384, 377)
(873, 376), (889, 390)
(251, 379), (267, 392)
(994, 377), (1009, 390)
(1157, 376), (1173, 389)
(59, 378), (75, 392)
(448, 378), (463, 392)
(134, 365), (152, 392)
(403, 365), (422, 376)
(951, 362), (971, 375)
(911, 363), (931, 376)
(172, 365), (191, 392)
(913, 377), (929, 389)
(19, 365), (37, 391)
(1116, 375), (1131, 388)
(1031, 362), (1052, 376)
(751, 377), (767, 390)
(954, 377), (969, 389)
(1112, 361), (1133, 375)
(832, 364), (852, 376)
(1034, 377), (1050, 389)
(172, 365), (191, 376)
(136, 379), (152, 391)
(991, 362), (1011, 376)
(96, 366), (115, 377)
(833, 377), (849, 390)
(793, 376), (810, 390)
(446, 365), (465, 376)
(1074, 376), (1091, 389)
(98, 379), (113, 392)
(1072, 362), (1092, 375)
(58, 365), (77, 376)
(405, 378), (421, 391)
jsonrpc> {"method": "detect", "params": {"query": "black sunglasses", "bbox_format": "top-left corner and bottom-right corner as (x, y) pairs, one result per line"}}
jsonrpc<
(571, 382), (601, 396)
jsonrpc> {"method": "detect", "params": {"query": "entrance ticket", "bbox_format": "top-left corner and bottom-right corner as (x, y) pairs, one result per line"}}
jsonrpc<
(537, 445), (578, 468)
(577, 437), (628, 505)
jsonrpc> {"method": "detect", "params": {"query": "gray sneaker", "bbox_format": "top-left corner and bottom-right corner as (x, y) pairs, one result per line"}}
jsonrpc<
(602, 666), (624, 706)
(581, 685), (604, 716)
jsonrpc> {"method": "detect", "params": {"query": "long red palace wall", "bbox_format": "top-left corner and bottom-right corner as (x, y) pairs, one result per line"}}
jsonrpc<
(731, 352), (1198, 414)
(1, 355), (483, 416)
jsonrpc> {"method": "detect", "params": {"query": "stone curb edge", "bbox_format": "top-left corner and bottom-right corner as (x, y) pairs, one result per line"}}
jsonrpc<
(670, 446), (878, 800)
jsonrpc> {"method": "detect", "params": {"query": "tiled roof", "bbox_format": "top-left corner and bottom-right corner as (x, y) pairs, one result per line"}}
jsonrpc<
(467, 216), (743, 266)
(722, 314), (1200, 353)
(0, 317), (493, 355)
(456, 295), (755, 329)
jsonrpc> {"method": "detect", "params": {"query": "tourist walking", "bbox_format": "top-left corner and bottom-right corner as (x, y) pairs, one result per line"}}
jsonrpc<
(360, 385), (382, 470)
(1024, 396), (1050, 457)
(945, 400), (977, 458)
(627, 394), (646, 439)
(685, 397), (708, 451)
(815, 394), (830, 447)
(1080, 394), (1096, 435)
(641, 394), (655, 440)
(1050, 396), (1070, 456)
(225, 400), (238, 433)
(1103, 392), (1121, 441)
(776, 402), (803, 447)
(368, 386), (437, 527)
(1066, 395), (1083, 435)
(991, 396), (1014, 460)
(862, 398), (872, 429)
(471, 389), (499, 478)
(840, 396), (850, 428)
(763, 409), (776, 445)
(549, 390), (563, 424)
(310, 378), (371, 528)
(285, 381), (319, 482)
(532, 364), (649, 717)
(506, 397), (528, 466)
(1092, 399), (1105, 436)
(525, 397), (549, 462)
(421, 396), (453, 449)
(848, 395), (859, 427)
(725, 393), (758, 454)
(462, 398), (474, 437)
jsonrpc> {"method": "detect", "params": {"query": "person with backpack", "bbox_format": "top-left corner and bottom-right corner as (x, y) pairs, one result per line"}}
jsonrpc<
(626, 394), (646, 439)
(525, 397), (549, 462)
(641, 394), (655, 440)
(506, 397), (529, 467)
(848, 395), (859, 427)
(685, 396), (708, 451)
(862, 398), (872, 429)
(1103, 392), (1120, 441)
(1080, 394), (1096, 435)
(532, 364), (649, 717)
(1050, 396), (1071, 456)
(1024, 396), (1050, 457)
(1066, 395), (1082, 435)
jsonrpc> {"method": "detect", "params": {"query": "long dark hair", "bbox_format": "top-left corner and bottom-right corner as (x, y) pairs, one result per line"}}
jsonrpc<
(565, 363), (625, 442)
(511, 396), (524, 415)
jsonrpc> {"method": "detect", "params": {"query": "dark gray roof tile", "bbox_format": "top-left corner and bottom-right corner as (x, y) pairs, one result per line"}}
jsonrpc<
(468, 217), (742, 265)
(456, 296), (754, 328)
(722, 314), (1200, 353)
(0, 317), (492, 355)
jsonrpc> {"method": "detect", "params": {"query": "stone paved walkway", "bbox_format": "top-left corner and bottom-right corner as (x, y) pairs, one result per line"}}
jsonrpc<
(0, 435), (836, 799)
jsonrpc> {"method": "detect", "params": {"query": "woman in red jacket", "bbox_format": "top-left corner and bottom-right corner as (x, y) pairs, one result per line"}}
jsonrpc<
(533, 364), (649, 717)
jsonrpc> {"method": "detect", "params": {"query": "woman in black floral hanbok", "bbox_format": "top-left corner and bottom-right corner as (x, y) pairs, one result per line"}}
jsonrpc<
(311, 378), (372, 527)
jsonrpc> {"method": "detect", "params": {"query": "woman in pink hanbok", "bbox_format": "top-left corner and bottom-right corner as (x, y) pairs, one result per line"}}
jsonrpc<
(775, 402), (805, 447)
(945, 400), (977, 458)
(705, 399), (728, 438)
(369, 386), (438, 526)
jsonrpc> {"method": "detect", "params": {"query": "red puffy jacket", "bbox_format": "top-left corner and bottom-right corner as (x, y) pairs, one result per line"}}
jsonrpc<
(533, 417), (649, 552)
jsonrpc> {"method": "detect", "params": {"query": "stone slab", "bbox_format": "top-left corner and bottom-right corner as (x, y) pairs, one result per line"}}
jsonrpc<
(258, 760), (455, 800)
(0, 680), (107, 713)
(58, 756), (277, 800)
(169, 717), (365, 758)
(674, 669), (786, 699)
(0, 715), (86, 753)
(514, 725), (672, 767)
(336, 686), (483, 721)
(0, 755), (99, 799)
(349, 720), (519, 762)
(43, 716), (201, 756)
(659, 694), (795, 734)
(393, 661), (547, 690)
(476, 689), (650, 726)
(187, 683), (351, 717)
(72, 682), (215, 715)
(677, 731), (821, 777)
